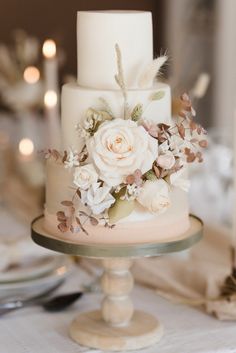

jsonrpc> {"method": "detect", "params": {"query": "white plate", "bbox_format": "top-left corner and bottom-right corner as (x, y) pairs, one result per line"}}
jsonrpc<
(0, 256), (70, 283)
(0, 257), (74, 300)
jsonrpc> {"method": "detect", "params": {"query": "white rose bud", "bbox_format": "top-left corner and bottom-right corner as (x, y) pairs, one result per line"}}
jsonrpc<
(157, 151), (175, 169)
(137, 180), (171, 214)
(73, 164), (98, 190)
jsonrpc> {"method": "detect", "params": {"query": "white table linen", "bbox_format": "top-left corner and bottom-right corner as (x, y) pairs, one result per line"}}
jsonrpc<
(1, 264), (236, 353)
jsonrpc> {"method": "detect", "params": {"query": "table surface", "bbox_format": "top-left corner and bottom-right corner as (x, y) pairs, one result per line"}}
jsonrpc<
(1, 264), (236, 353)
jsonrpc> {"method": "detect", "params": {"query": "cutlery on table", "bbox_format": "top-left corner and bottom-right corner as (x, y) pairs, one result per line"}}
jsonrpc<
(0, 279), (99, 316)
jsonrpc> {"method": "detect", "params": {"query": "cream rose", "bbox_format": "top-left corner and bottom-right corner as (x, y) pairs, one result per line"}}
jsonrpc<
(73, 164), (98, 190)
(86, 118), (158, 187)
(137, 179), (171, 214)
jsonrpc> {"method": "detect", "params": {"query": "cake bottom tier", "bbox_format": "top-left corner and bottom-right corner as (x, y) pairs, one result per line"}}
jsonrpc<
(44, 159), (190, 244)
(44, 203), (190, 245)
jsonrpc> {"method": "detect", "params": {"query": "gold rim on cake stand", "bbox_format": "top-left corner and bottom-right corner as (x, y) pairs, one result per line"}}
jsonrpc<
(31, 215), (203, 351)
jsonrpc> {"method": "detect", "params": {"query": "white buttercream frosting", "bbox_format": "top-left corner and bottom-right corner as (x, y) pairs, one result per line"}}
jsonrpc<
(77, 11), (153, 89)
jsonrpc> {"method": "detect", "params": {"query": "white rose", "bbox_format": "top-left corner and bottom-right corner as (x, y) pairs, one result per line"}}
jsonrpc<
(80, 182), (115, 215)
(169, 168), (190, 192)
(157, 151), (175, 169)
(137, 179), (171, 214)
(87, 118), (158, 187)
(73, 164), (98, 190)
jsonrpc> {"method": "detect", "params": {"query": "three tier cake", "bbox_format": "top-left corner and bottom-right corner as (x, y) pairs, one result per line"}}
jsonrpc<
(43, 11), (207, 244)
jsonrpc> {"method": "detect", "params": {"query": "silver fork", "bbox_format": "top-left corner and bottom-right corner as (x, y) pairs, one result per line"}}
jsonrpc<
(0, 278), (100, 316)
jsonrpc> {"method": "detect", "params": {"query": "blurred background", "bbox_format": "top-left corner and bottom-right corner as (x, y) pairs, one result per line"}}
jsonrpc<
(0, 0), (235, 295)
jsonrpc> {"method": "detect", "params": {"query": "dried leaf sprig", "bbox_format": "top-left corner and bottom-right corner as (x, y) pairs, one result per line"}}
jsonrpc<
(141, 93), (207, 181)
(57, 197), (100, 235)
(42, 147), (88, 168)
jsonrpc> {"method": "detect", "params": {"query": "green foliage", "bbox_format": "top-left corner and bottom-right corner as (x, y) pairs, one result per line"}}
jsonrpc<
(131, 103), (143, 121)
(149, 90), (165, 101)
(144, 170), (157, 181)
(108, 198), (135, 223)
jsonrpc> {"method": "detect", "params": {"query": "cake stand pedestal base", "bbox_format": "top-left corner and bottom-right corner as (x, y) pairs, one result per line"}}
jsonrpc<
(70, 310), (163, 351)
(70, 258), (163, 351)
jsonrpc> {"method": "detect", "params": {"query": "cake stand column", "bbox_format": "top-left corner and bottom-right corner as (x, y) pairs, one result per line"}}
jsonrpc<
(69, 257), (163, 351)
(101, 258), (134, 326)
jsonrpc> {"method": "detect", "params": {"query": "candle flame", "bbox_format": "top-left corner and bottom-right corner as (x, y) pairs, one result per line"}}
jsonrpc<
(23, 66), (40, 84)
(42, 39), (56, 58)
(19, 138), (34, 156)
(44, 90), (57, 108)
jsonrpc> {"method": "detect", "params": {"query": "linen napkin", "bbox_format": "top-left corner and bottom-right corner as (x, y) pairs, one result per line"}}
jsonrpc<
(133, 224), (236, 320)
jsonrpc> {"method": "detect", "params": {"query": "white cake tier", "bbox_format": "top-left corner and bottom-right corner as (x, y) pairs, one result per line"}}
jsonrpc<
(61, 82), (171, 151)
(77, 11), (153, 89)
(44, 159), (190, 244)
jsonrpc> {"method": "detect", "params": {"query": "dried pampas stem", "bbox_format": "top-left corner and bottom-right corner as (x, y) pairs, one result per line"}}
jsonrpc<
(138, 54), (168, 88)
(114, 44), (129, 119)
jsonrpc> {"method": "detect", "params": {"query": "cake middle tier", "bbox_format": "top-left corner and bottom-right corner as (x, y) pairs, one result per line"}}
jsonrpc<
(61, 82), (171, 151)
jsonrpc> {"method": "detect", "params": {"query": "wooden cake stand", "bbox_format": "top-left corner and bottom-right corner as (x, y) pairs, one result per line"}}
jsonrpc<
(31, 215), (203, 352)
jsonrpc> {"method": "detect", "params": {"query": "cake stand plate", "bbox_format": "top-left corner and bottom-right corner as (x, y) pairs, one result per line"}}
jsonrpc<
(31, 215), (203, 351)
(31, 215), (202, 258)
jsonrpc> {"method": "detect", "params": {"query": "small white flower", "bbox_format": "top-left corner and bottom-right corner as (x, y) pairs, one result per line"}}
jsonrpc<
(121, 184), (141, 201)
(80, 182), (115, 215)
(77, 124), (90, 139)
(157, 151), (175, 170)
(169, 168), (190, 192)
(73, 164), (98, 190)
(64, 148), (80, 169)
(84, 117), (94, 130)
(137, 179), (171, 214)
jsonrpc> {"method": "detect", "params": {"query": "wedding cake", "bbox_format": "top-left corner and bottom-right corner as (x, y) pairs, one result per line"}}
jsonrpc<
(44, 11), (207, 244)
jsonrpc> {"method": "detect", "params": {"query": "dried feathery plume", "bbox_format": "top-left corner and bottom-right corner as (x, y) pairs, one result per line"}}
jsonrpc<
(138, 54), (168, 88)
(114, 44), (129, 119)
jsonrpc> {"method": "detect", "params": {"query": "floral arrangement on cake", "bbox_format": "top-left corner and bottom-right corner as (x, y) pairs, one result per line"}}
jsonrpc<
(44, 45), (207, 235)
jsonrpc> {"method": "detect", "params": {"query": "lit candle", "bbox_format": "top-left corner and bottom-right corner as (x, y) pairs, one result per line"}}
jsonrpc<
(23, 66), (40, 84)
(18, 138), (44, 187)
(42, 39), (61, 150)
(19, 138), (34, 160)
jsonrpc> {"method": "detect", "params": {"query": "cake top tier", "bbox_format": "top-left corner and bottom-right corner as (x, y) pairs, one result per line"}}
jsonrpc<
(77, 11), (153, 90)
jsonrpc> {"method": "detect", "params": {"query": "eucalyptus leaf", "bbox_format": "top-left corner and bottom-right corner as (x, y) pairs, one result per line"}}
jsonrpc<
(98, 110), (113, 121)
(86, 108), (112, 122)
(131, 103), (143, 121)
(108, 199), (135, 223)
(144, 170), (157, 181)
(149, 90), (165, 101)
